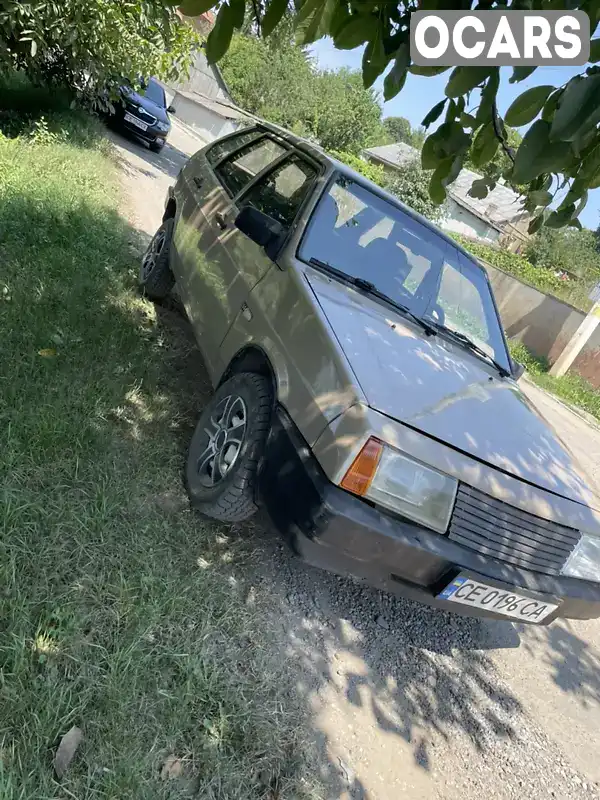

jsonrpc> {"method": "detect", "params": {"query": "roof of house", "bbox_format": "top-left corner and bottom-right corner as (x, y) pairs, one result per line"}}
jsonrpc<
(364, 142), (528, 232)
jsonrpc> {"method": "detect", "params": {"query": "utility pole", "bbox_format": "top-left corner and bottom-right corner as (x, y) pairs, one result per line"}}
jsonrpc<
(550, 301), (600, 377)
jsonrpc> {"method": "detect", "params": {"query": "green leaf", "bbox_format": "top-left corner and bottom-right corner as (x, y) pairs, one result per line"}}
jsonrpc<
(205, 2), (235, 64)
(230, 0), (245, 29)
(409, 65), (450, 76)
(328, 2), (350, 38)
(334, 14), (377, 50)
(362, 28), (388, 89)
(505, 85), (555, 127)
(579, 143), (600, 180)
(421, 99), (446, 129)
(261, 0), (288, 37)
(590, 38), (600, 63)
(383, 44), (409, 101)
(546, 205), (576, 228)
(528, 212), (546, 234)
(528, 189), (552, 207)
(178, 0), (217, 15)
(474, 69), (500, 127)
(568, 218), (583, 230)
(30, 39), (37, 57)
(295, 0), (322, 26)
(422, 121), (470, 169)
(550, 75), (600, 142)
(558, 179), (586, 210)
(470, 123), (498, 168)
(541, 89), (563, 123)
(512, 120), (571, 184)
(468, 179), (489, 200)
(429, 171), (447, 205)
(296, 6), (324, 44)
(460, 112), (477, 128)
(509, 66), (537, 83)
(445, 66), (493, 98)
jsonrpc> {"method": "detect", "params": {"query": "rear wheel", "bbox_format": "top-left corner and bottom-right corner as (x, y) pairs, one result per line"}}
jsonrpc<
(139, 218), (174, 300)
(186, 373), (273, 522)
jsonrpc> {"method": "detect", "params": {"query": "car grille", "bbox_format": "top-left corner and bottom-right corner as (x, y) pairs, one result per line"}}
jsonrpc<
(127, 104), (157, 125)
(448, 484), (581, 575)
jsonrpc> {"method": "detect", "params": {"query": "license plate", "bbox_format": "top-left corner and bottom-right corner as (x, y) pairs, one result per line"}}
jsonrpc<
(124, 112), (148, 131)
(437, 575), (559, 623)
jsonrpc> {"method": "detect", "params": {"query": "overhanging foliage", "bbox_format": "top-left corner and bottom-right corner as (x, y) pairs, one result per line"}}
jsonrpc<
(178, 0), (600, 231)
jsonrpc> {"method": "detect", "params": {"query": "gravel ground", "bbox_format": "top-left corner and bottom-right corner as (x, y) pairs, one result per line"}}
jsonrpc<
(113, 119), (600, 800)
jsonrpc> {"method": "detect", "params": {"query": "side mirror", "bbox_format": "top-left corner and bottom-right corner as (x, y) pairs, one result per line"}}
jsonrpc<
(511, 358), (526, 381)
(167, 105), (176, 114)
(234, 206), (285, 259)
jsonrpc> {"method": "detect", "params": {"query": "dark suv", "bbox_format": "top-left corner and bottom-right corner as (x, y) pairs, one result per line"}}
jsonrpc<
(113, 77), (175, 153)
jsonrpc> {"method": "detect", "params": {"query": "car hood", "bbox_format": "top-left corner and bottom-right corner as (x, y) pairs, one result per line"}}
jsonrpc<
(306, 269), (599, 510)
(122, 89), (169, 124)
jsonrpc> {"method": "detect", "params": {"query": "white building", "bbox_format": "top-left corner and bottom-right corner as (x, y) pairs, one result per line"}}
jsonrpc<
(364, 142), (531, 250)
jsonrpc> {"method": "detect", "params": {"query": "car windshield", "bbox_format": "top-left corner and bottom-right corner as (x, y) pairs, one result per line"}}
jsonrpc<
(141, 79), (165, 107)
(299, 175), (511, 373)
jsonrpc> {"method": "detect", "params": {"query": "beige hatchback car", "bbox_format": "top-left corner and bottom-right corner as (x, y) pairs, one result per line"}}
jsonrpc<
(140, 121), (600, 625)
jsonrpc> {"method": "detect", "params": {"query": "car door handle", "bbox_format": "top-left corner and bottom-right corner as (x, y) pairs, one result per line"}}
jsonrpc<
(215, 212), (228, 230)
(192, 176), (204, 190)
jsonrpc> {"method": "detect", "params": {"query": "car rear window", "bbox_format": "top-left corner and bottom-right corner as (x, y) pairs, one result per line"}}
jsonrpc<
(206, 129), (261, 167)
(215, 138), (286, 197)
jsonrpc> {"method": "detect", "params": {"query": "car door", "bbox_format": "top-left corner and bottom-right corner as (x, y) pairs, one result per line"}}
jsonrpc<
(206, 152), (319, 367)
(177, 134), (291, 375)
(172, 128), (262, 338)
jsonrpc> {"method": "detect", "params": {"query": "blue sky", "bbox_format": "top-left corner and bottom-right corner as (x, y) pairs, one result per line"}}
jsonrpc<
(310, 39), (598, 230)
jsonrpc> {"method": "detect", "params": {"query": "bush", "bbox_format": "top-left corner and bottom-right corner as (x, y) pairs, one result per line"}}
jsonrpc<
(329, 150), (386, 186)
(384, 159), (442, 223)
(508, 341), (548, 375)
(451, 233), (593, 311)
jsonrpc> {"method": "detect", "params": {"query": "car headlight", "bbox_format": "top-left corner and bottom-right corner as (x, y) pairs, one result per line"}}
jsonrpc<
(340, 438), (458, 533)
(561, 534), (600, 583)
(157, 121), (169, 132)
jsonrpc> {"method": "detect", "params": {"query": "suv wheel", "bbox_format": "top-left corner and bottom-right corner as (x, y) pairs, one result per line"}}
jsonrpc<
(186, 373), (273, 522)
(139, 218), (175, 300)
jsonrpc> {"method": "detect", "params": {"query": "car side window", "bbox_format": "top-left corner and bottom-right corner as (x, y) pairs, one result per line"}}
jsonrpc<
(206, 129), (261, 167)
(238, 155), (317, 230)
(214, 138), (286, 197)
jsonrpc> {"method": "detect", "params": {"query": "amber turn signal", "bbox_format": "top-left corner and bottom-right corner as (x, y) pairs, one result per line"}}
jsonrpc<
(341, 437), (384, 496)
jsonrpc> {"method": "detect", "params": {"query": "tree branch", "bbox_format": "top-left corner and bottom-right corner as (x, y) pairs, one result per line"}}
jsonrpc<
(492, 99), (515, 164)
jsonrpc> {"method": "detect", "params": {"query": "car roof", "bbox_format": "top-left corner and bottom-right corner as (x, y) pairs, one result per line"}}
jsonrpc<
(254, 120), (487, 275)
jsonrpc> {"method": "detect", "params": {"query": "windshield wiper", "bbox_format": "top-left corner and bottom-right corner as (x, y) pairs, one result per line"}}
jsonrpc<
(308, 258), (437, 336)
(429, 322), (510, 377)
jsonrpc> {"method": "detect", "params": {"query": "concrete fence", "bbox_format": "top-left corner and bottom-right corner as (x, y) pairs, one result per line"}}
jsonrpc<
(485, 263), (600, 387)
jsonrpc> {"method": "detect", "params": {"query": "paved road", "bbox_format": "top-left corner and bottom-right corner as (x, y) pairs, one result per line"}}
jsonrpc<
(113, 120), (600, 800)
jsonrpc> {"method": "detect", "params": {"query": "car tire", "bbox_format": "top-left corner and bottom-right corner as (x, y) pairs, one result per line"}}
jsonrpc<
(150, 141), (164, 153)
(139, 218), (175, 301)
(186, 373), (273, 523)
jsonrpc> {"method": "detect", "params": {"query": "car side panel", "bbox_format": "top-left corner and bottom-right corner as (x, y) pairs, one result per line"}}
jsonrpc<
(218, 262), (363, 447)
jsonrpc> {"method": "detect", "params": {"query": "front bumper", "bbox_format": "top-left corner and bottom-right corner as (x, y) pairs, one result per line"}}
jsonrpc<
(258, 407), (600, 624)
(114, 104), (168, 145)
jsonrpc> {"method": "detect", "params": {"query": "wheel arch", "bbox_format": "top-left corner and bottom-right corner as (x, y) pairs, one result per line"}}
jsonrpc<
(220, 345), (278, 401)
(162, 197), (176, 222)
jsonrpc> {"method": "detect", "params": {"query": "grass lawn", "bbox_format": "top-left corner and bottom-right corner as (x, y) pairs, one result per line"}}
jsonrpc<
(0, 90), (312, 798)
(509, 341), (600, 423)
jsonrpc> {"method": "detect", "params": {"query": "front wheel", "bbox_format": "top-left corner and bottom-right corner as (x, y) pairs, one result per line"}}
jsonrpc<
(150, 141), (164, 153)
(139, 218), (175, 300)
(186, 373), (273, 522)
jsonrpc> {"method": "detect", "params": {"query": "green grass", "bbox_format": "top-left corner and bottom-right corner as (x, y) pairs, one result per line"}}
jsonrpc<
(509, 341), (600, 423)
(0, 91), (314, 798)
